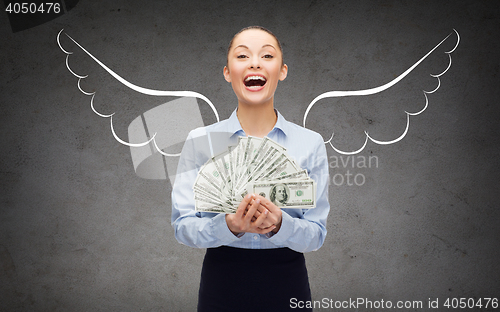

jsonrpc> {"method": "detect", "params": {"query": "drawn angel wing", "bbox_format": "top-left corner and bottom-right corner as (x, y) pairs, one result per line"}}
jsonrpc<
(58, 29), (459, 183)
(57, 29), (220, 158)
(58, 29), (223, 183)
(303, 29), (460, 155)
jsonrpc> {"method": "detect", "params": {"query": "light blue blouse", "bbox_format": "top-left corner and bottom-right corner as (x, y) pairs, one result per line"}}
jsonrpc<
(171, 109), (330, 252)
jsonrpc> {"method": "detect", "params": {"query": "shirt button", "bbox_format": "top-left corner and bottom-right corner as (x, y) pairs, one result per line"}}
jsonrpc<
(253, 235), (258, 240)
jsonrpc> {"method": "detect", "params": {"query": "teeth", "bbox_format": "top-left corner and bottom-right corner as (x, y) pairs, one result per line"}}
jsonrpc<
(245, 76), (266, 82)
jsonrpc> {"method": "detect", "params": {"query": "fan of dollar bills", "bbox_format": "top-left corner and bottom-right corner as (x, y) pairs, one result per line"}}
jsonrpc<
(193, 136), (316, 213)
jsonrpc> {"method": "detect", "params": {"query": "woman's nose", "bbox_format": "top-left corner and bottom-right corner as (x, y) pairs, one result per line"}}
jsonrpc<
(249, 57), (261, 69)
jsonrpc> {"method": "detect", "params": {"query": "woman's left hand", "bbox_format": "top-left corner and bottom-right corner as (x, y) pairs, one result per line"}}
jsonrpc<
(252, 195), (282, 233)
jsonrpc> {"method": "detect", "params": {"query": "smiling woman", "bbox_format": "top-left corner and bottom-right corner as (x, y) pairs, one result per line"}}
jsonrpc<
(171, 26), (330, 311)
(223, 27), (288, 137)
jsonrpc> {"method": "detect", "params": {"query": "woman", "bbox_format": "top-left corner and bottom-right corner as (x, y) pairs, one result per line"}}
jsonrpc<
(171, 26), (330, 311)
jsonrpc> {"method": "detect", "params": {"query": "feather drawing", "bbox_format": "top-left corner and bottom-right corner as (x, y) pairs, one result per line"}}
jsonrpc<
(303, 29), (460, 155)
(57, 28), (460, 180)
(57, 29), (220, 157)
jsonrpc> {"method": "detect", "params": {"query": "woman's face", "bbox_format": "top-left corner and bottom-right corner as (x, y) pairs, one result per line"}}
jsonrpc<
(224, 29), (287, 107)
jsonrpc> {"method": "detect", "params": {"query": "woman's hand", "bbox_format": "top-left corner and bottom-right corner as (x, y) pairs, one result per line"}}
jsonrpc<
(254, 195), (283, 234)
(226, 194), (276, 235)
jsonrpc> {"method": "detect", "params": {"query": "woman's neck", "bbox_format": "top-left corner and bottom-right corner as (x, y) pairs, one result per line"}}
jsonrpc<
(237, 101), (277, 138)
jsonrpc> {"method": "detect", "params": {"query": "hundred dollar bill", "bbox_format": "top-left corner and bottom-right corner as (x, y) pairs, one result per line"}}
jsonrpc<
(194, 158), (225, 192)
(195, 200), (236, 214)
(231, 137), (245, 184)
(235, 152), (301, 197)
(194, 184), (233, 207)
(226, 145), (237, 198)
(234, 136), (260, 188)
(246, 179), (316, 209)
(245, 137), (286, 176)
(244, 146), (282, 184)
(269, 169), (309, 181)
(194, 193), (233, 209)
(211, 151), (233, 200)
(194, 136), (313, 213)
(194, 170), (222, 195)
(255, 155), (299, 181)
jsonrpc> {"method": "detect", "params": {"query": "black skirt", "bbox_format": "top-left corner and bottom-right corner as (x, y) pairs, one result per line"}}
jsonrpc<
(198, 246), (312, 312)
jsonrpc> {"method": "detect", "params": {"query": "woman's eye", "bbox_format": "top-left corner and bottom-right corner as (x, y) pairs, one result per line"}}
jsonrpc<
(237, 55), (247, 59)
(263, 54), (273, 59)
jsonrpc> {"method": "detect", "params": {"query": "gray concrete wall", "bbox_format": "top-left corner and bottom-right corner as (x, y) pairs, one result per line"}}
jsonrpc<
(1, 0), (499, 311)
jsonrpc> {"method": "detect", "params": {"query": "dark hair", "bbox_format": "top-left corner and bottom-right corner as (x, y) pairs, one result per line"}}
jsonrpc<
(227, 26), (284, 67)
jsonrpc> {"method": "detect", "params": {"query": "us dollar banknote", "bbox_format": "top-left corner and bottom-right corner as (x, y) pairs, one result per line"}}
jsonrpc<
(193, 136), (316, 213)
(246, 180), (316, 209)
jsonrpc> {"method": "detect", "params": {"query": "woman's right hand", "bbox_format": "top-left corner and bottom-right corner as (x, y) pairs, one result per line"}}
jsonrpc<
(225, 193), (276, 236)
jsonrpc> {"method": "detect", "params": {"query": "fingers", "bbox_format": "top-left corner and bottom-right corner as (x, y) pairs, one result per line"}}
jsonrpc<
(252, 209), (275, 228)
(236, 193), (254, 218)
(244, 197), (261, 223)
(252, 212), (276, 234)
(253, 204), (268, 226)
(245, 200), (267, 215)
(247, 200), (276, 232)
(254, 194), (282, 231)
(256, 195), (279, 213)
(228, 193), (278, 234)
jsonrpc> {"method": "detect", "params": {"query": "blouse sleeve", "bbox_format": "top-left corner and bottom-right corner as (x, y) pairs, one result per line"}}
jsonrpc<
(170, 130), (240, 248)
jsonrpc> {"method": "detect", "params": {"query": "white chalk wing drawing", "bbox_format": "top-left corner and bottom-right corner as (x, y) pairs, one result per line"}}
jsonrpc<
(57, 29), (220, 157)
(57, 28), (459, 181)
(303, 29), (460, 155)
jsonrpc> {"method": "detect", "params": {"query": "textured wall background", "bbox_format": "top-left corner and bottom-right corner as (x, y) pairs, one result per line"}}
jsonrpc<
(1, 0), (499, 311)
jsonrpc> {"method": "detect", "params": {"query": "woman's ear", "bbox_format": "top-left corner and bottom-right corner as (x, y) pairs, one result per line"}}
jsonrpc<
(223, 66), (231, 82)
(279, 64), (288, 81)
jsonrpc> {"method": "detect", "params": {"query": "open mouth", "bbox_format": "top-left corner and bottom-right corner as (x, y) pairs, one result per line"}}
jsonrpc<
(244, 75), (267, 89)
